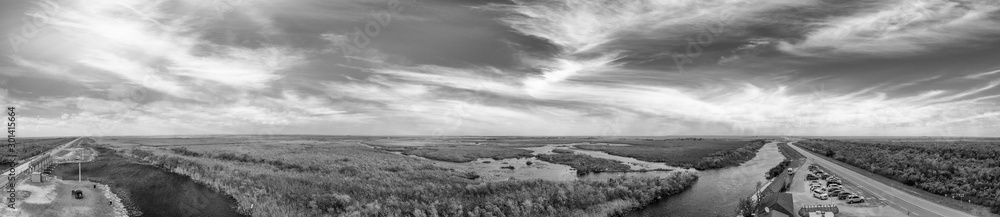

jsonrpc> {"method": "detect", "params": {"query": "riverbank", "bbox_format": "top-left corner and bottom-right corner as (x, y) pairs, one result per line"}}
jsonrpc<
(52, 146), (246, 217)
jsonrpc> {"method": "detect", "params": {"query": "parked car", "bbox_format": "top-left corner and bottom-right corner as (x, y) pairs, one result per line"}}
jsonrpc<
(806, 174), (818, 180)
(813, 193), (828, 200)
(838, 193), (854, 200)
(787, 168), (795, 175)
(847, 195), (866, 204)
(827, 180), (842, 185)
(810, 185), (824, 190)
(812, 188), (826, 194)
(827, 191), (843, 197)
(828, 185), (842, 190)
(821, 174), (831, 179)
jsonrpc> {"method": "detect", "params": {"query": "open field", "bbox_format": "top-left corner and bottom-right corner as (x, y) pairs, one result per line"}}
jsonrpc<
(576, 139), (768, 169)
(95, 136), (701, 217)
(797, 138), (1000, 216)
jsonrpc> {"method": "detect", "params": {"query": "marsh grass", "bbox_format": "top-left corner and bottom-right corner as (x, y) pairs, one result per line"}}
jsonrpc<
(103, 136), (701, 217)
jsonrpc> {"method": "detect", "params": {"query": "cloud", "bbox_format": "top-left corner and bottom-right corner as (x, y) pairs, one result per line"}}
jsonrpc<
(965, 69), (1000, 79)
(15, 0), (303, 97)
(778, 0), (1000, 58)
(5, 0), (1000, 137)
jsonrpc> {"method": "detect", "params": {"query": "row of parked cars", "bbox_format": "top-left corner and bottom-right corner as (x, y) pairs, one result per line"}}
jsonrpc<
(807, 165), (865, 204)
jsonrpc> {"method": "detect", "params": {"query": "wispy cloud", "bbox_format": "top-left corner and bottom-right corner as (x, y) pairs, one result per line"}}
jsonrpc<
(778, 0), (1000, 58)
(3, 0), (1000, 136)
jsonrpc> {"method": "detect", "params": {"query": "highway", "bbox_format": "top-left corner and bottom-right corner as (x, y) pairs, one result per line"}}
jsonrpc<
(787, 141), (978, 217)
(2, 137), (81, 191)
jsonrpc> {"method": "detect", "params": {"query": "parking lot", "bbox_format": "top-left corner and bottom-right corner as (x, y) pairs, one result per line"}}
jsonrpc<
(788, 158), (911, 216)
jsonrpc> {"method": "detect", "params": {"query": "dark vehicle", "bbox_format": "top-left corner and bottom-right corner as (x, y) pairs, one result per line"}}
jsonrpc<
(821, 174), (831, 179)
(838, 193), (854, 200)
(828, 190), (842, 197)
(827, 180), (842, 185)
(806, 174), (818, 180)
(72, 190), (84, 199)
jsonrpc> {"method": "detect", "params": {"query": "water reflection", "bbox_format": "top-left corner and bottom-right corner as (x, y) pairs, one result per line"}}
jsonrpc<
(628, 142), (784, 217)
(520, 143), (685, 171)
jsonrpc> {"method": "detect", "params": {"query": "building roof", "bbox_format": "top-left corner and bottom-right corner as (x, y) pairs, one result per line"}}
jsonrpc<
(757, 192), (794, 217)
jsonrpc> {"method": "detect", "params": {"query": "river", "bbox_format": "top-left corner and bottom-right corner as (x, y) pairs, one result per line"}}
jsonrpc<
(628, 142), (785, 217)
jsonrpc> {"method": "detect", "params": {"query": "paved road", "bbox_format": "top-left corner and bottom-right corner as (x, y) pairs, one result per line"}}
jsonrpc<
(788, 141), (978, 217)
(2, 137), (81, 189)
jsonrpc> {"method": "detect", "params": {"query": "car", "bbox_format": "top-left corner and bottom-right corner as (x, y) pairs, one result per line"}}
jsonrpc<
(828, 185), (842, 189)
(806, 174), (818, 180)
(786, 168), (795, 175)
(827, 180), (842, 185)
(810, 185), (824, 191)
(72, 190), (84, 199)
(838, 193), (854, 200)
(821, 174), (831, 179)
(812, 188), (826, 194)
(813, 193), (828, 200)
(847, 195), (865, 204)
(827, 191), (842, 197)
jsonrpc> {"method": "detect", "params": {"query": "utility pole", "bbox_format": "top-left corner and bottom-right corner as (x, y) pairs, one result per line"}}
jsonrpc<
(78, 161), (81, 182)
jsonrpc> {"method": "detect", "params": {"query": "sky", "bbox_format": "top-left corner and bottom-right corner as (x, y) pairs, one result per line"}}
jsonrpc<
(1, 0), (999, 137)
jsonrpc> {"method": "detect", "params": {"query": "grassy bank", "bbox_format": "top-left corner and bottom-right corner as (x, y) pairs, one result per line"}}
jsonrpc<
(397, 145), (535, 163)
(535, 153), (630, 175)
(689, 140), (768, 170)
(102, 136), (702, 217)
(574, 139), (768, 169)
(765, 142), (805, 179)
